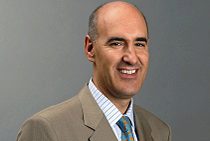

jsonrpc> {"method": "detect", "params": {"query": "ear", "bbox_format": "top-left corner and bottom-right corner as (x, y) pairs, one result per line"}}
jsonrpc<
(84, 35), (95, 62)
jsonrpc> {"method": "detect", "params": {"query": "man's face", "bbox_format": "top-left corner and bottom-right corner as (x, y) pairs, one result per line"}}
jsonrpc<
(89, 7), (149, 100)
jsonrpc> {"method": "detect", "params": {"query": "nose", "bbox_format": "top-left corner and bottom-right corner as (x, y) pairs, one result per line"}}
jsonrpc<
(122, 45), (138, 65)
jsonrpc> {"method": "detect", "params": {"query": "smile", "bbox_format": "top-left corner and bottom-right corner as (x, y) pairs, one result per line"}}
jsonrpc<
(120, 69), (137, 74)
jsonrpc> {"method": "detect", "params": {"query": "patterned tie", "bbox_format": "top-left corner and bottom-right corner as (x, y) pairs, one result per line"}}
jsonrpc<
(117, 116), (134, 141)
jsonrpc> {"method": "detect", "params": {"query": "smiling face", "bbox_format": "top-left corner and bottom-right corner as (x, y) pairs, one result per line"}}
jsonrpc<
(85, 2), (149, 101)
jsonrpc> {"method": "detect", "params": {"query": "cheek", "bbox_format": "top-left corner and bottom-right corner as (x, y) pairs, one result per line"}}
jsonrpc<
(143, 55), (149, 65)
(138, 52), (149, 65)
(95, 53), (116, 74)
(100, 51), (121, 64)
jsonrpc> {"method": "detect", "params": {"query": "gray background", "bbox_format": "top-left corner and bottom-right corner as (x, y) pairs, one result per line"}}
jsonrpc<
(0, 0), (209, 141)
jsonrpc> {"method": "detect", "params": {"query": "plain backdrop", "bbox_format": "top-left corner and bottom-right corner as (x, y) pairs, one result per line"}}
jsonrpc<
(0, 0), (209, 141)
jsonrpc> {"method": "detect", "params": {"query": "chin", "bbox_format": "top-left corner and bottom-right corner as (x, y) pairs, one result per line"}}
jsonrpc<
(116, 88), (139, 98)
(121, 83), (141, 93)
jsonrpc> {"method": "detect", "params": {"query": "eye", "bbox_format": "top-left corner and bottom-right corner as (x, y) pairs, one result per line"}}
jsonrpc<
(109, 42), (124, 47)
(135, 42), (146, 47)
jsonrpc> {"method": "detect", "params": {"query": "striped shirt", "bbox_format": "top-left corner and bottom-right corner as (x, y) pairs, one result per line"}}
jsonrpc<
(88, 79), (138, 141)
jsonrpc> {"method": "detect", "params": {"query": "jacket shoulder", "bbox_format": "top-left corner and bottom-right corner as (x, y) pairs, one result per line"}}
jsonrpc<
(17, 86), (92, 141)
(134, 105), (171, 141)
(34, 94), (81, 120)
(134, 105), (167, 126)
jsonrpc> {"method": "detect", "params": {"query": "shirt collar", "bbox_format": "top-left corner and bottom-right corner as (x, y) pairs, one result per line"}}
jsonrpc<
(88, 79), (135, 127)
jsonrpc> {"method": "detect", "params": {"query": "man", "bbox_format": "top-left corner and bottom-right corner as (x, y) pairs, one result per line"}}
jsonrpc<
(17, 1), (171, 141)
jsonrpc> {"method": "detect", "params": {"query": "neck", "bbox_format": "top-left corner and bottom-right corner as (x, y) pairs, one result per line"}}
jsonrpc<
(91, 78), (132, 114)
(114, 99), (132, 114)
(105, 96), (131, 114)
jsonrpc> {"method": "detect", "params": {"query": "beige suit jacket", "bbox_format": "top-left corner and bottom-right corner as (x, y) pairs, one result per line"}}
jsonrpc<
(17, 85), (171, 141)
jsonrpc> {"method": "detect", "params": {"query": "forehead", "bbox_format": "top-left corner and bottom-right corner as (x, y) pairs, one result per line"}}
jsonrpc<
(96, 4), (148, 38)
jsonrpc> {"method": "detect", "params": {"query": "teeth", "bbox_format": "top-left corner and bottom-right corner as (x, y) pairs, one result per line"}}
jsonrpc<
(120, 70), (136, 74)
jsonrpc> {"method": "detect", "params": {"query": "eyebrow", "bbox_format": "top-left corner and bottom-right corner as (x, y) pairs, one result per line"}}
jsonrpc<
(106, 37), (125, 43)
(106, 37), (148, 44)
(136, 37), (148, 43)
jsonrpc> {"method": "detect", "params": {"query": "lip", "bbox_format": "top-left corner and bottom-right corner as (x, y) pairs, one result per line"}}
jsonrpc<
(117, 68), (139, 79)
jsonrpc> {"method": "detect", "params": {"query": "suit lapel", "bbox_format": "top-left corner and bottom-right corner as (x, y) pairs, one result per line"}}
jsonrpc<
(78, 86), (117, 141)
(134, 106), (154, 141)
(89, 116), (117, 141)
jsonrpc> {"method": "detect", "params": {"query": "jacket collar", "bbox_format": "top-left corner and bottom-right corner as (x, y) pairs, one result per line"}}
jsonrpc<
(134, 105), (154, 141)
(78, 85), (118, 141)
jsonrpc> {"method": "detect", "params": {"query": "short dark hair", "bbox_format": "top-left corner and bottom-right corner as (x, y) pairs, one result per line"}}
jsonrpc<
(88, 4), (104, 41)
(88, 2), (149, 41)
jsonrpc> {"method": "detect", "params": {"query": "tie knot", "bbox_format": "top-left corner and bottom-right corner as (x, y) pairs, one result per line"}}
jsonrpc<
(116, 116), (132, 133)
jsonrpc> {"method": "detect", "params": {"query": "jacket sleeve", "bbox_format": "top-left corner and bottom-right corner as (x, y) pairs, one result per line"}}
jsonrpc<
(17, 116), (58, 141)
